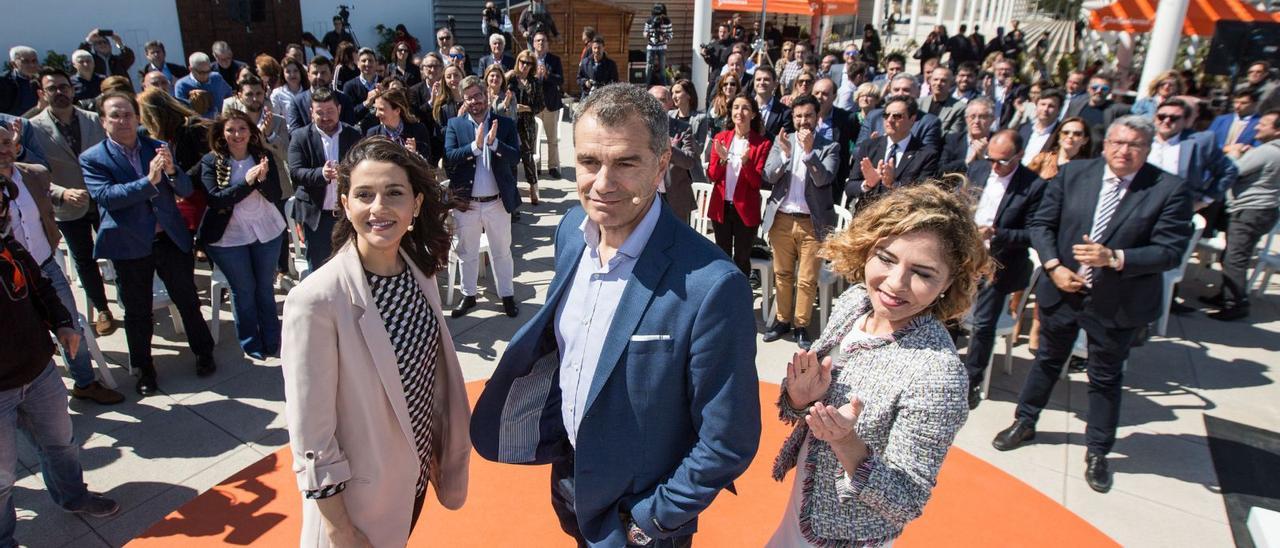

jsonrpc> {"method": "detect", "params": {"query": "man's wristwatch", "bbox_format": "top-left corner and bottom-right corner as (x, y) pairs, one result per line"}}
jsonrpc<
(625, 517), (654, 546)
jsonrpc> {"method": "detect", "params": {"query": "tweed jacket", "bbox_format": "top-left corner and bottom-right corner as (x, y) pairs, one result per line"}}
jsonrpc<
(772, 285), (968, 546)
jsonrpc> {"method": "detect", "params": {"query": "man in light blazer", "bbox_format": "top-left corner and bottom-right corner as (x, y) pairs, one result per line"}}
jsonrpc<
(761, 95), (840, 350)
(471, 84), (760, 547)
(961, 130), (1047, 409)
(918, 66), (966, 136)
(28, 67), (115, 336)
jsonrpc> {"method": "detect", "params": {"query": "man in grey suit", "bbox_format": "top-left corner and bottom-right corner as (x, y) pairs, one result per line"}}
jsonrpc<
(761, 95), (840, 350)
(648, 86), (697, 222)
(918, 66), (966, 137)
(27, 67), (115, 336)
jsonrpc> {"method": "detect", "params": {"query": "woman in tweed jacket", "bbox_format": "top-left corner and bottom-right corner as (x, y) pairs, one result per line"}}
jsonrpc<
(768, 184), (992, 547)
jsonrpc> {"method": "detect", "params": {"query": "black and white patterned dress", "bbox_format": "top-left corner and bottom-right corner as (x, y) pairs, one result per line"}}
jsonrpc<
(368, 267), (440, 499)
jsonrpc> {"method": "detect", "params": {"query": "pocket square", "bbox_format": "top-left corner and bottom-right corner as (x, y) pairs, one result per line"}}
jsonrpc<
(630, 334), (672, 342)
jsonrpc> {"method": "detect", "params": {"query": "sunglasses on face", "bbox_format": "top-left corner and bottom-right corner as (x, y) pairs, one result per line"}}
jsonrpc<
(985, 155), (1017, 166)
(518, 60), (532, 66)
(1090, 84), (1110, 92)
(1155, 113), (1182, 122)
(450, 54), (465, 60)
(884, 112), (909, 120)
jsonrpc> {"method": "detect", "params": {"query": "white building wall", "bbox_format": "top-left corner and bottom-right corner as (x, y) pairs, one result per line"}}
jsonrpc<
(4, 0), (186, 66)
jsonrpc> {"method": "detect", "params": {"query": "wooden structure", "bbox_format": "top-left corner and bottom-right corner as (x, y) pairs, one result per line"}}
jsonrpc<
(512, 0), (636, 97)
(174, 0), (303, 63)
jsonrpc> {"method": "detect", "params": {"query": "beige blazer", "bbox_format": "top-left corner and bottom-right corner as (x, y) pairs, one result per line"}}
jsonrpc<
(281, 242), (470, 547)
(27, 107), (105, 221)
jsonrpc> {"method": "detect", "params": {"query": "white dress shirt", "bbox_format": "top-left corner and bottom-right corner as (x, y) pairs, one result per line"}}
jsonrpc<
(1022, 123), (1055, 166)
(884, 134), (911, 165)
(1148, 134), (1183, 175)
(7, 169), (53, 264)
(1077, 165), (1135, 278)
(555, 198), (662, 446)
(211, 157), (288, 248)
(778, 136), (812, 215)
(317, 126), (341, 210)
(465, 113), (501, 198)
(724, 135), (749, 201)
(974, 168), (1014, 229)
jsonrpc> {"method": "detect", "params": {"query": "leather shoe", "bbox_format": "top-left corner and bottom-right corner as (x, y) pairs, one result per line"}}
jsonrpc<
(548, 168), (562, 180)
(992, 420), (1036, 451)
(196, 355), (217, 377)
(968, 384), (983, 410)
(452, 296), (478, 318)
(794, 326), (813, 351)
(1169, 300), (1196, 315)
(71, 381), (125, 405)
(1085, 452), (1113, 493)
(93, 310), (117, 336)
(502, 296), (519, 318)
(1197, 293), (1226, 308)
(763, 321), (792, 342)
(135, 375), (159, 397)
(1208, 305), (1250, 321)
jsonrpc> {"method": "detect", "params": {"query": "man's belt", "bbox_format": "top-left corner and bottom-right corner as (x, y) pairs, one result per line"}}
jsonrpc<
(470, 195), (501, 203)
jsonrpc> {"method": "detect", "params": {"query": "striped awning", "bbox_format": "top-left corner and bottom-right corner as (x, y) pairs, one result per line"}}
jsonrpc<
(711, 0), (860, 16)
(1089, 0), (1280, 36)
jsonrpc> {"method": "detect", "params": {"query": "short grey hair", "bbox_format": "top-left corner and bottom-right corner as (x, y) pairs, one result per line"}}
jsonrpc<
(573, 83), (669, 158)
(9, 46), (36, 63)
(489, 34), (506, 48)
(966, 96), (996, 114)
(890, 73), (919, 92)
(1107, 115), (1156, 145)
(71, 49), (93, 63)
(188, 52), (211, 67)
(458, 75), (484, 96)
(211, 41), (231, 55)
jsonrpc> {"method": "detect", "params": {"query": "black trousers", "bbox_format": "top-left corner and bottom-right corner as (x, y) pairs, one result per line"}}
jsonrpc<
(712, 202), (754, 275)
(55, 210), (110, 315)
(1218, 207), (1280, 306)
(550, 454), (692, 548)
(113, 233), (215, 375)
(1014, 300), (1137, 455)
(516, 111), (540, 187)
(963, 282), (1009, 387)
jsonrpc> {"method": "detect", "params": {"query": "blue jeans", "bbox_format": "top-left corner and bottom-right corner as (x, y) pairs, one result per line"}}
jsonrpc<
(646, 49), (667, 85)
(0, 364), (92, 546)
(206, 234), (284, 357)
(39, 259), (95, 388)
(303, 213), (339, 272)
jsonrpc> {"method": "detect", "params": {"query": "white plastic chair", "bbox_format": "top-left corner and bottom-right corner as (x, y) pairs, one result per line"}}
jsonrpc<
(209, 263), (231, 343)
(283, 197), (311, 283)
(445, 232), (492, 308)
(1154, 215), (1206, 336)
(54, 249), (119, 389)
(1248, 217), (1280, 296)
(750, 189), (774, 322)
(817, 204), (854, 329)
(969, 267), (1041, 399)
(689, 182), (714, 239)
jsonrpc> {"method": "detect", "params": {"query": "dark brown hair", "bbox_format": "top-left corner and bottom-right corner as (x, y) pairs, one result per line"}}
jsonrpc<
(372, 87), (419, 125)
(331, 137), (451, 275)
(724, 93), (763, 135)
(207, 109), (268, 158)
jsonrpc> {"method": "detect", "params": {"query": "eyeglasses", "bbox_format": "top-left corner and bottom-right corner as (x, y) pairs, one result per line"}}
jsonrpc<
(1155, 113), (1182, 122)
(884, 112), (910, 120)
(1106, 139), (1147, 150)
(984, 154), (1018, 166)
(423, 63), (442, 69)
(966, 113), (994, 120)
(42, 84), (72, 94)
(437, 36), (452, 42)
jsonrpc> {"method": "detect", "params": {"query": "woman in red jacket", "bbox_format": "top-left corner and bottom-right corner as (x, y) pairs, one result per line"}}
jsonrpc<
(707, 94), (770, 275)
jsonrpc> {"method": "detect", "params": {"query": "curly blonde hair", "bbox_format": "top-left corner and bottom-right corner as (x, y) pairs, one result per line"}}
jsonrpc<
(820, 182), (993, 321)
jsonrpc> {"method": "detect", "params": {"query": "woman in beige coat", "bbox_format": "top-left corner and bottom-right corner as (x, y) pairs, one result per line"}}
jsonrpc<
(281, 137), (469, 547)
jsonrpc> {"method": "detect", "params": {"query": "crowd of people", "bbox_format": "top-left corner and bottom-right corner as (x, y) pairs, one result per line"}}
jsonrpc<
(1, 10), (1279, 547)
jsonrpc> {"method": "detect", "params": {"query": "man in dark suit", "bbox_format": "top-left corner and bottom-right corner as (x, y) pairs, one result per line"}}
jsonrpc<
(649, 86), (697, 222)
(810, 78), (859, 202)
(471, 83), (759, 547)
(532, 31), (566, 178)
(1208, 89), (1261, 150)
(577, 37), (619, 99)
(946, 24), (978, 70)
(80, 29), (135, 81)
(1, 47), (40, 116)
(137, 41), (189, 84)
(961, 129), (1047, 408)
(80, 91), (217, 396)
(339, 48), (382, 128)
(479, 33), (516, 74)
(987, 58), (1024, 130)
(846, 94), (940, 206)
(940, 97), (996, 174)
(1062, 71), (1089, 119)
(1077, 74), (1130, 155)
(858, 74), (943, 150)
(919, 66), (966, 136)
(993, 115), (1194, 494)
(287, 57), (358, 132)
(762, 95), (840, 349)
(752, 65), (789, 139)
(1017, 88), (1064, 162)
(286, 87), (361, 271)
(445, 76), (521, 318)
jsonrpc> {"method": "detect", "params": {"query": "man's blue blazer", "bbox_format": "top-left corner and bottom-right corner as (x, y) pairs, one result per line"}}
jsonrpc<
(80, 136), (195, 260)
(470, 203), (761, 545)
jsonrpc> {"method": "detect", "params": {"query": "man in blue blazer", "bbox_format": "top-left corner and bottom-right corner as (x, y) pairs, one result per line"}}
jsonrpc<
(1208, 89), (1261, 150)
(285, 57), (358, 132)
(80, 91), (217, 396)
(445, 75), (522, 318)
(1149, 98), (1239, 210)
(856, 74), (943, 151)
(471, 84), (760, 547)
(962, 130), (1047, 409)
(286, 87), (362, 271)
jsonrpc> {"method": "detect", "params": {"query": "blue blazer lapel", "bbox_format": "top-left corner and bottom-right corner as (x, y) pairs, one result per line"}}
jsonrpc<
(104, 140), (138, 179)
(582, 207), (675, 414)
(1177, 136), (1194, 180)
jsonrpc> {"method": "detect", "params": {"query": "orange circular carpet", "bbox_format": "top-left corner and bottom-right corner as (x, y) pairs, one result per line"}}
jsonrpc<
(127, 382), (1116, 547)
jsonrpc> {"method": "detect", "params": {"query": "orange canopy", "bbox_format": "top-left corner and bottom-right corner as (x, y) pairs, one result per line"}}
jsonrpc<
(1089, 0), (1280, 36)
(712, 0), (860, 16)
